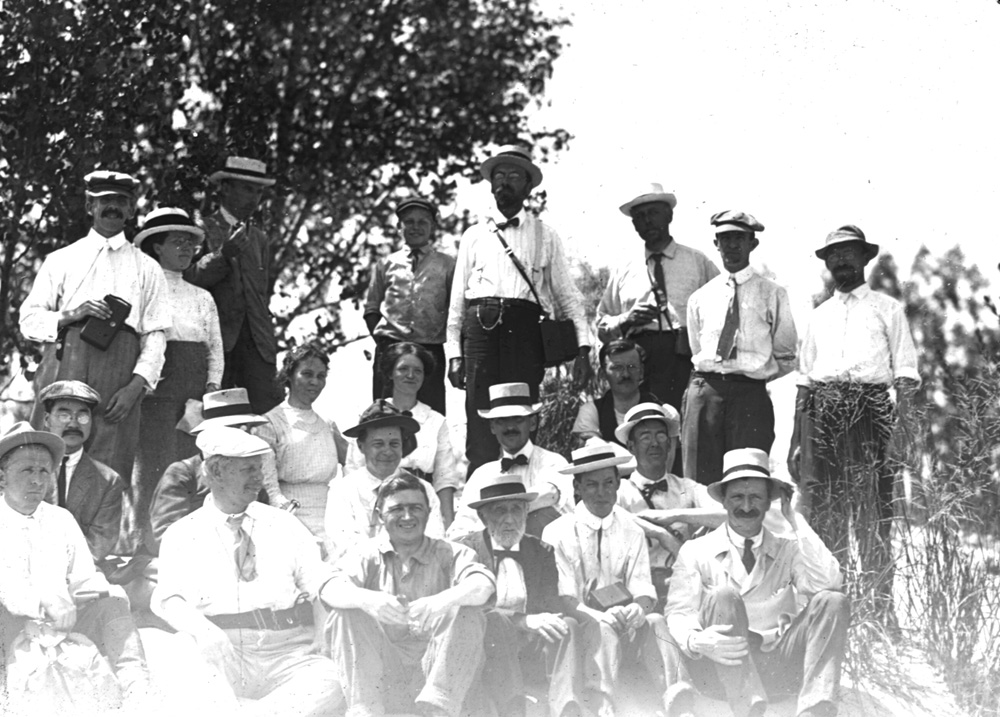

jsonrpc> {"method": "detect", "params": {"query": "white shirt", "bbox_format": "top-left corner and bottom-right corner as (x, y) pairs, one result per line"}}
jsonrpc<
(798, 284), (920, 386)
(161, 269), (225, 386)
(62, 447), (84, 490)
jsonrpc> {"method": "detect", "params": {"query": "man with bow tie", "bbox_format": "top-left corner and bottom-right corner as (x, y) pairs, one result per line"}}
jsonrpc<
(660, 448), (848, 717)
(448, 383), (573, 540)
(152, 427), (343, 716)
(683, 210), (797, 485)
(21, 170), (170, 484)
(446, 144), (592, 475)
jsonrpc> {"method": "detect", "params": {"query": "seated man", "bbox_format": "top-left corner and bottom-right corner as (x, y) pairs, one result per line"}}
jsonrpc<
(323, 472), (494, 717)
(456, 474), (587, 717)
(661, 448), (849, 717)
(151, 427), (342, 716)
(0, 422), (150, 709)
(449, 382), (572, 539)
(542, 444), (668, 717)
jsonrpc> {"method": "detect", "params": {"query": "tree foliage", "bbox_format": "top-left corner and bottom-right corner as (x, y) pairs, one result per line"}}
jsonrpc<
(0, 0), (570, 371)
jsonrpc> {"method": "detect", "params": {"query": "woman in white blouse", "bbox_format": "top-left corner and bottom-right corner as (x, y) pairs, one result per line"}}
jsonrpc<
(133, 207), (223, 541)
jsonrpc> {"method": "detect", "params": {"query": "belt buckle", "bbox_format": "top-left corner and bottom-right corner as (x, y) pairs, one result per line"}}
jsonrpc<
(251, 608), (270, 631)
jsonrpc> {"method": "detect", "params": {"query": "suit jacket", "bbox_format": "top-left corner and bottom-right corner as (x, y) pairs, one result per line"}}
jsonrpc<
(145, 455), (209, 557)
(185, 210), (277, 362)
(65, 453), (125, 562)
(456, 530), (562, 615)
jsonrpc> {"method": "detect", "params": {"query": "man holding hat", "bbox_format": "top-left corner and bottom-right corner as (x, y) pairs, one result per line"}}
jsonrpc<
(683, 210), (797, 485)
(0, 422), (151, 707)
(364, 195), (455, 414)
(38, 380), (125, 566)
(456, 473), (589, 717)
(20, 170), (170, 483)
(152, 425), (342, 716)
(186, 156), (283, 414)
(597, 183), (719, 415)
(661, 448), (847, 717)
(446, 144), (592, 475)
(449, 382), (572, 540)
(789, 225), (919, 617)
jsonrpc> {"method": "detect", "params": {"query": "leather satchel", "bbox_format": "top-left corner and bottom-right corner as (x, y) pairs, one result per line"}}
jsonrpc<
(585, 580), (633, 611)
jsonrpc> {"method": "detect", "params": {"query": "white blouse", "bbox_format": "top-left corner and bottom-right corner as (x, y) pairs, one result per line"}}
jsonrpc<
(162, 269), (224, 385)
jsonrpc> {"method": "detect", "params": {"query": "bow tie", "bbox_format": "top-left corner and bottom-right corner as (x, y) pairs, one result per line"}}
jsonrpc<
(494, 549), (522, 566)
(500, 454), (529, 471)
(496, 217), (520, 231)
(640, 479), (671, 498)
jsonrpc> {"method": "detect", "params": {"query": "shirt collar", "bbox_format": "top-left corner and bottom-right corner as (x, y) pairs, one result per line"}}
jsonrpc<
(836, 283), (871, 303)
(574, 500), (617, 531)
(0, 495), (37, 521)
(64, 448), (84, 469)
(220, 206), (240, 226)
(204, 494), (257, 525)
(86, 228), (128, 250)
(490, 207), (528, 227)
(730, 265), (755, 285)
(726, 523), (763, 551)
(632, 466), (670, 488)
(377, 533), (435, 564)
(502, 440), (534, 461)
(645, 241), (677, 260)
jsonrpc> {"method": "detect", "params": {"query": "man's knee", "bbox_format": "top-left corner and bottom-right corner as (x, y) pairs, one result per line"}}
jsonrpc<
(808, 590), (851, 623)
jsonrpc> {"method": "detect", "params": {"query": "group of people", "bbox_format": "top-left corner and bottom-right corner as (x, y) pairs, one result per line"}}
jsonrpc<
(0, 142), (920, 716)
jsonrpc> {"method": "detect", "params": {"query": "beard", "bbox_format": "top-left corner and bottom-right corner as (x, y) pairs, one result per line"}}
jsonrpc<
(487, 522), (525, 550)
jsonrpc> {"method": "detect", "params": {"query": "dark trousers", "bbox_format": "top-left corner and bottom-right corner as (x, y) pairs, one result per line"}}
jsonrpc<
(632, 331), (692, 415)
(372, 337), (447, 415)
(462, 302), (545, 476)
(681, 374), (775, 485)
(223, 319), (283, 415)
(661, 586), (850, 717)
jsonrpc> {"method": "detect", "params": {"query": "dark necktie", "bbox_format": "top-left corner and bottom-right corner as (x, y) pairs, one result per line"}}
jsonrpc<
(648, 253), (671, 329)
(408, 247), (421, 273)
(57, 457), (69, 508)
(639, 479), (671, 508)
(596, 526), (603, 566)
(742, 538), (756, 575)
(493, 549), (521, 570)
(500, 454), (529, 471)
(226, 514), (258, 582)
(716, 275), (740, 361)
(496, 217), (520, 231)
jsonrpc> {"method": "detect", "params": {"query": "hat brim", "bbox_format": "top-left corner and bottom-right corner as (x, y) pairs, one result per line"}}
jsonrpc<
(209, 170), (276, 187)
(187, 414), (268, 435)
(706, 473), (792, 503)
(0, 429), (65, 469)
(467, 491), (538, 510)
(619, 193), (677, 216)
(614, 415), (675, 445)
(479, 156), (543, 189)
(343, 415), (421, 439)
(86, 188), (136, 198)
(477, 403), (543, 420)
(559, 455), (632, 475)
(815, 240), (879, 261)
(134, 224), (205, 248)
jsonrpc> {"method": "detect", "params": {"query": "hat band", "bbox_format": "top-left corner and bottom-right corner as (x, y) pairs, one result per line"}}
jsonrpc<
(722, 463), (771, 478)
(142, 215), (197, 232)
(489, 395), (535, 409)
(479, 482), (528, 501)
(220, 166), (270, 180)
(497, 150), (532, 162)
(203, 403), (255, 420)
(629, 408), (666, 424)
(573, 451), (616, 467)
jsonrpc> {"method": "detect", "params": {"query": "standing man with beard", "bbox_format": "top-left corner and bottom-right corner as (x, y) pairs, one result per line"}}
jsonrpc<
(447, 145), (592, 475)
(21, 170), (170, 483)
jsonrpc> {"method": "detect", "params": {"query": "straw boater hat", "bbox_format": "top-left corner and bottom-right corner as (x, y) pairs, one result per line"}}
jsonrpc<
(618, 182), (677, 216)
(479, 144), (543, 189)
(134, 207), (205, 249)
(395, 196), (438, 220)
(815, 224), (879, 261)
(710, 210), (765, 235)
(559, 441), (633, 475)
(196, 426), (272, 459)
(37, 380), (101, 409)
(84, 170), (140, 198)
(0, 422), (66, 468)
(183, 388), (267, 435)
(707, 448), (789, 503)
(209, 156), (276, 186)
(343, 400), (420, 457)
(477, 383), (542, 420)
(467, 473), (538, 510)
(614, 402), (681, 445)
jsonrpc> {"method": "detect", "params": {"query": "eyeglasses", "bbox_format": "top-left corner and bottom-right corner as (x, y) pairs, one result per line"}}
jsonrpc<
(49, 411), (91, 425)
(606, 363), (640, 375)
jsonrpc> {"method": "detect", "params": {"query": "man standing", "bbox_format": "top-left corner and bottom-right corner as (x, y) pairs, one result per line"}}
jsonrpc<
(38, 380), (125, 567)
(661, 448), (848, 717)
(324, 471), (494, 717)
(20, 170), (170, 483)
(447, 144), (592, 474)
(186, 156), (283, 414)
(684, 210), (797, 485)
(788, 225), (919, 617)
(597, 183), (719, 414)
(364, 196), (455, 414)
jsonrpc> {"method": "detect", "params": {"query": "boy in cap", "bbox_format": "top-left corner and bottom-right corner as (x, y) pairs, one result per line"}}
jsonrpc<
(364, 195), (455, 414)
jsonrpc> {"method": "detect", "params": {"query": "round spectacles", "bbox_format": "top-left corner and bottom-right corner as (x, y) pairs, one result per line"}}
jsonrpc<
(49, 411), (92, 425)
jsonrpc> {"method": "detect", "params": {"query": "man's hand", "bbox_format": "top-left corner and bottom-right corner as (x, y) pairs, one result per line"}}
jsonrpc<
(779, 487), (798, 531)
(655, 529), (684, 559)
(625, 301), (659, 328)
(571, 351), (593, 389)
(105, 377), (146, 423)
(787, 444), (802, 484)
(523, 613), (569, 643)
(362, 592), (410, 626)
(606, 603), (644, 632)
(407, 594), (452, 632)
(60, 299), (111, 327)
(448, 358), (466, 390)
(689, 624), (749, 666)
(205, 382), (220, 394)
(531, 481), (561, 511)
(221, 224), (252, 259)
(41, 593), (77, 631)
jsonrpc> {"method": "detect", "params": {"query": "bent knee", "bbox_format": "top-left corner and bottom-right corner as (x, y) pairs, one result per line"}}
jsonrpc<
(811, 589), (851, 617)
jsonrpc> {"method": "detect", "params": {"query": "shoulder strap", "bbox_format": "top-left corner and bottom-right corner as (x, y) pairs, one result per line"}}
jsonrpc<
(492, 221), (548, 319)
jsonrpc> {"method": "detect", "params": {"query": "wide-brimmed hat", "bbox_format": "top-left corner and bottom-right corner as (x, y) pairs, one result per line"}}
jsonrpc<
(185, 389), (267, 435)
(134, 207), (205, 249)
(815, 224), (879, 261)
(196, 426), (272, 459)
(559, 441), (632, 475)
(467, 473), (538, 510)
(37, 380), (101, 408)
(0, 422), (65, 468)
(344, 400), (420, 456)
(477, 383), (542, 419)
(614, 402), (681, 445)
(619, 182), (677, 216)
(395, 195), (438, 220)
(710, 210), (764, 235)
(84, 170), (140, 198)
(209, 156), (276, 186)
(707, 448), (788, 503)
(479, 144), (543, 188)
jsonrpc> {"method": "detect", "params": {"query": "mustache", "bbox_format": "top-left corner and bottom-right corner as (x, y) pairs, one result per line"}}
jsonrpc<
(62, 428), (84, 437)
(733, 509), (761, 519)
(101, 208), (124, 218)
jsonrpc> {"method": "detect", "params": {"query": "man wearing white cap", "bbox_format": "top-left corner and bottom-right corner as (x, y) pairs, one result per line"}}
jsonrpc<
(21, 170), (170, 484)
(446, 144), (592, 475)
(661, 448), (847, 717)
(597, 184), (719, 416)
(186, 156), (283, 414)
(448, 382), (572, 540)
(684, 210), (797, 485)
(152, 426), (342, 716)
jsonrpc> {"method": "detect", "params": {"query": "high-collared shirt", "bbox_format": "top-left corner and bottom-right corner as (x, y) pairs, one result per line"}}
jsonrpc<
(364, 244), (455, 345)
(0, 500), (110, 619)
(448, 441), (573, 539)
(597, 240), (719, 340)
(665, 520), (841, 653)
(798, 284), (920, 387)
(62, 447), (84, 489)
(20, 228), (171, 387)
(161, 269), (225, 385)
(325, 467), (445, 562)
(688, 266), (798, 380)
(153, 495), (334, 616)
(542, 502), (656, 603)
(446, 210), (590, 359)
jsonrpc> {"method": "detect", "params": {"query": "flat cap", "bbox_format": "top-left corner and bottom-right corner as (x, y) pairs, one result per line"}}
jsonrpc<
(84, 170), (140, 198)
(37, 380), (101, 407)
(395, 196), (437, 220)
(195, 426), (272, 459)
(710, 210), (764, 234)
